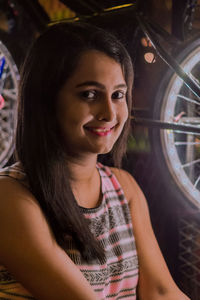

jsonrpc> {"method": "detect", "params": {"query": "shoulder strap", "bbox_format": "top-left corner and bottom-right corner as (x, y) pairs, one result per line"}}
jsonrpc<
(0, 162), (28, 187)
(97, 162), (123, 193)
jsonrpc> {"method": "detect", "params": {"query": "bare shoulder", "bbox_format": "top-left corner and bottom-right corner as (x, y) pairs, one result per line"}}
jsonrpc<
(0, 175), (38, 212)
(110, 167), (144, 204)
(0, 176), (54, 262)
(110, 167), (134, 186)
(0, 175), (42, 215)
(0, 174), (50, 219)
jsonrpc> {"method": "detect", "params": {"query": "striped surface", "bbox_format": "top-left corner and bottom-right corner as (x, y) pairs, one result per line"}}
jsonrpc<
(0, 162), (138, 299)
(0, 265), (35, 300)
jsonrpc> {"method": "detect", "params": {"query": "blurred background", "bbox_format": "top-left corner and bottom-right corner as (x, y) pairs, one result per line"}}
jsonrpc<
(1, 1), (200, 299)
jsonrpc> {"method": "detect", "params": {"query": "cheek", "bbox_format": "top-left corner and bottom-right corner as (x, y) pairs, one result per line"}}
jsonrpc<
(57, 101), (80, 125)
(120, 103), (129, 124)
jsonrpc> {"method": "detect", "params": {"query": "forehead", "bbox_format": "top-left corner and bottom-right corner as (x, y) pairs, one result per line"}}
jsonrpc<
(65, 50), (125, 87)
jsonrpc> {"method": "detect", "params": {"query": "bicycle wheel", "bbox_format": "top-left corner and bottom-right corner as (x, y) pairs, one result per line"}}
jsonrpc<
(0, 32), (19, 167)
(151, 36), (200, 209)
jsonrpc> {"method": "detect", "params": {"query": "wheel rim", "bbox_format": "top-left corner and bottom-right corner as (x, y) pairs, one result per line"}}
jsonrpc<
(0, 40), (19, 167)
(161, 46), (200, 208)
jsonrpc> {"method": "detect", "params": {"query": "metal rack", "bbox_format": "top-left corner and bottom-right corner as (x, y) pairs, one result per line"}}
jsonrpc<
(179, 215), (200, 300)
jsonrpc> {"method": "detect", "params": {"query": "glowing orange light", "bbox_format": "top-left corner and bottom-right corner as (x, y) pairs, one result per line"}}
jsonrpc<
(144, 52), (156, 63)
(141, 37), (152, 48)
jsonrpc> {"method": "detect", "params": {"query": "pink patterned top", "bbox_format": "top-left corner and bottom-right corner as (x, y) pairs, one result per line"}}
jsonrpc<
(0, 162), (139, 299)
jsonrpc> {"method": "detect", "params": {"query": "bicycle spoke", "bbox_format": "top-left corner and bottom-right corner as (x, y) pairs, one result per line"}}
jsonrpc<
(180, 117), (200, 124)
(3, 88), (18, 101)
(182, 158), (200, 168)
(177, 94), (200, 106)
(173, 130), (200, 136)
(175, 141), (200, 146)
(194, 176), (200, 188)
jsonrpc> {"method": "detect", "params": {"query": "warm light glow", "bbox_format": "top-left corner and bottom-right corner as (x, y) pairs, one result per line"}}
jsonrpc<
(141, 37), (152, 48)
(144, 52), (156, 63)
(104, 3), (134, 12)
(39, 0), (75, 20)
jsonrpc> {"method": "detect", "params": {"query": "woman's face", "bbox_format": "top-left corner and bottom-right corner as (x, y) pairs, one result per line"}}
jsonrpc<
(56, 50), (128, 158)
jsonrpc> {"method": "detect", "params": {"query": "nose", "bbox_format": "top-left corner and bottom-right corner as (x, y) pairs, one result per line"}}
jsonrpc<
(96, 96), (115, 122)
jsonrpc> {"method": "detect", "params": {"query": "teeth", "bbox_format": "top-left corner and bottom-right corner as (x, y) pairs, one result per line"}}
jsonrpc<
(94, 129), (109, 132)
(91, 128), (110, 132)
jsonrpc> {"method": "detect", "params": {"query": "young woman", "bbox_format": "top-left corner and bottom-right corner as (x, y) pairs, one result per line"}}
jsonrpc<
(0, 22), (189, 300)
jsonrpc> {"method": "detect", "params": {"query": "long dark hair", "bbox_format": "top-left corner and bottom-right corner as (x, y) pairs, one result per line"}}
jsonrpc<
(16, 21), (134, 261)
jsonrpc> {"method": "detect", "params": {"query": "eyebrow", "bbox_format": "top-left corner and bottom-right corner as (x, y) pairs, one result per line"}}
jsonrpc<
(75, 81), (127, 90)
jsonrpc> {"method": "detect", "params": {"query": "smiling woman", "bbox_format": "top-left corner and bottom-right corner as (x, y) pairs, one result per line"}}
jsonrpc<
(56, 50), (128, 156)
(0, 22), (189, 300)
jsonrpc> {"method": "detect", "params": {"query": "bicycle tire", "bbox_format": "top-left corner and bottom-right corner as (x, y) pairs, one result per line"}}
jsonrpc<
(150, 35), (200, 209)
(0, 31), (20, 167)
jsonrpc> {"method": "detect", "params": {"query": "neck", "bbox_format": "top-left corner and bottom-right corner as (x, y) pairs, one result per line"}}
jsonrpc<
(66, 154), (98, 184)
(66, 154), (101, 208)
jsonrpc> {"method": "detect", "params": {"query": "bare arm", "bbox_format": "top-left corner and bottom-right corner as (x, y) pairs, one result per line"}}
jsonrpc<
(0, 177), (99, 300)
(111, 168), (190, 300)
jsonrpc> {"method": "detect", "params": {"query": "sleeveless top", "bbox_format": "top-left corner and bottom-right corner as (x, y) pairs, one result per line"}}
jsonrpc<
(0, 162), (139, 300)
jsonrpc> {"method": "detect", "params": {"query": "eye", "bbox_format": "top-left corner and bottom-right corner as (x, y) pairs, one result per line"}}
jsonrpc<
(112, 90), (126, 100)
(80, 90), (97, 100)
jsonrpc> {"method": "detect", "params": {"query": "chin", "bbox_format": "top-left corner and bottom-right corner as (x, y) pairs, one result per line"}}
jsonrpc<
(86, 139), (117, 155)
(98, 145), (114, 155)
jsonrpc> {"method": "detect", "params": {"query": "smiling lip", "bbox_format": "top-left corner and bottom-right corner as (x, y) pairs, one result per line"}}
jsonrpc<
(85, 126), (114, 136)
